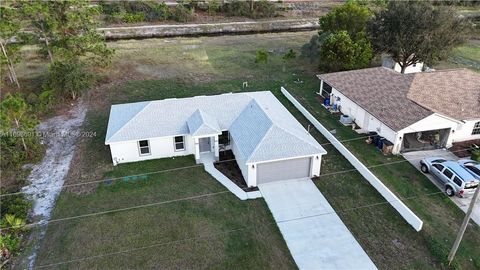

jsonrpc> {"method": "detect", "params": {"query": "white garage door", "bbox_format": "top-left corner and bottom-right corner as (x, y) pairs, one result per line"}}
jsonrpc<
(257, 157), (311, 184)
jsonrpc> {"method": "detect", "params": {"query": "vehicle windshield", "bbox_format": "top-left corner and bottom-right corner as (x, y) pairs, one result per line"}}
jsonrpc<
(466, 165), (480, 176)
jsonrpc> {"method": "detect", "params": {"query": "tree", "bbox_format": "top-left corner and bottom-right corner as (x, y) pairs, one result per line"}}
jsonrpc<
(20, 0), (56, 63)
(0, 94), (39, 166)
(367, 1), (468, 73)
(21, 0), (114, 66)
(0, 5), (22, 88)
(319, 2), (372, 41)
(319, 31), (372, 72)
(317, 2), (373, 71)
(44, 61), (94, 100)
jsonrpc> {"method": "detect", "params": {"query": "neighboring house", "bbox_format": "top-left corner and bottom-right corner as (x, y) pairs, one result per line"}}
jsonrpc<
(105, 91), (327, 187)
(317, 67), (480, 154)
(382, 57), (424, 74)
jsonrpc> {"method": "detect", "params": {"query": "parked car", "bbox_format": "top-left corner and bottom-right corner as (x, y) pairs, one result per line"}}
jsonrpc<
(458, 159), (480, 180)
(420, 157), (479, 197)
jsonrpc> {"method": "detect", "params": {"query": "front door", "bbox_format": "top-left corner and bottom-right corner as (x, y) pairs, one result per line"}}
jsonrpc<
(199, 137), (211, 153)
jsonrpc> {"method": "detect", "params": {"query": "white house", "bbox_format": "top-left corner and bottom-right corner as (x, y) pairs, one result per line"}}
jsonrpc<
(105, 91), (327, 187)
(318, 67), (480, 154)
(382, 57), (424, 74)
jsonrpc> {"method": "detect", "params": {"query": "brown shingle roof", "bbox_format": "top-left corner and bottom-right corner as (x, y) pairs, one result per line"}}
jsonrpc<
(407, 69), (480, 121)
(317, 67), (480, 131)
(318, 67), (432, 131)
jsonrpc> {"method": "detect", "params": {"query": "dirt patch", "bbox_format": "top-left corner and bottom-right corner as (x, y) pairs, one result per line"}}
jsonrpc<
(450, 139), (480, 158)
(21, 100), (87, 268)
(214, 150), (258, 192)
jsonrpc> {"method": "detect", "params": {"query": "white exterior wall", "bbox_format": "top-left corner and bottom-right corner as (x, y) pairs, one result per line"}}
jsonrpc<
(393, 114), (457, 154)
(331, 88), (397, 143)
(230, 138), (250, 185)
(231, 136), (322, 187)
(452, 119), (480, 142)
(109, 135), (195, 165)
(393, 62), (424, 74)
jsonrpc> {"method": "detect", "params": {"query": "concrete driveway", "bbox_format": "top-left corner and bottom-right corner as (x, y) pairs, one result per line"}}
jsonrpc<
(402, 149), (480, 226)
(258, 178), (377, 270)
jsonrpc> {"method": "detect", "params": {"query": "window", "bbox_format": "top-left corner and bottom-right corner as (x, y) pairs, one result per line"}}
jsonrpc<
(174, 136), (185, 151)
(453, 176), (463, 187)
(432, 164), (444, 171)
(138, 140), (150, 155)
(443, 169), (453, 179)
(472, 121), (480, 135)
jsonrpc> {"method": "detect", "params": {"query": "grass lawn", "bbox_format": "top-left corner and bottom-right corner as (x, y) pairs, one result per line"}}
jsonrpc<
(435, 40), (480, 72)
(36, 156), (295, 269)
(29, 31), (480, 269)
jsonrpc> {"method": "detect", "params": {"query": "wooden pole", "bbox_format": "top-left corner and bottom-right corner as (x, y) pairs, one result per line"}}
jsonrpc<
(448, 186), (480, 265)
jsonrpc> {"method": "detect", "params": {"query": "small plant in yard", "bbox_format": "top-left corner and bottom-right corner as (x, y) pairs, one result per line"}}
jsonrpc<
(172, 4), (196, 23)
(0, 214), (26, 267)
(471, 147), (480, 161)
(255, 49), (269, 63)
(282, 49), (297, 71)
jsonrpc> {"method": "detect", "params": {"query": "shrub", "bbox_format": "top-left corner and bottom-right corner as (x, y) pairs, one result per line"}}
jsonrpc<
(255, 49), (269, 63)
(223, 0), (250, 17)
(38, 89), (56, 111)
(149, 2), (170, 21)
(100, 1), (169, 23)
(223, 0), (276, 18)
(122, 12), (145, 23)
(0, 234), (21, 257)
(0, 194), (31, 222)
(207, 0), (221, 16)
(26, 92), (39, 106)
(44, 61), (95, 100)
(252, 0), (276, 19)
(172, 5), (196, 23)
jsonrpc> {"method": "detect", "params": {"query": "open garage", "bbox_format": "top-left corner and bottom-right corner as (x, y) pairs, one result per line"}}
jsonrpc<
(401, 128), (451, 152)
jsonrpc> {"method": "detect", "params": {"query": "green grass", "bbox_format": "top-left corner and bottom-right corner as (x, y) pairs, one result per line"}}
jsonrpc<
(435, 40), (480, 71)
(286, 81), (480, 270)
(33, 31), (480, 269)
(36, 156), (296, 269)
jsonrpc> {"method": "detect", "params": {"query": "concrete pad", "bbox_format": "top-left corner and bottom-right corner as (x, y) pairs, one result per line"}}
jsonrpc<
(403, 149), (480, 226)
(259, 178), (377, 270)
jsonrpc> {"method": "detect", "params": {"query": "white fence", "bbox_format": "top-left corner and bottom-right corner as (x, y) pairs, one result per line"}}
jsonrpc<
(281, 87), (423, 232)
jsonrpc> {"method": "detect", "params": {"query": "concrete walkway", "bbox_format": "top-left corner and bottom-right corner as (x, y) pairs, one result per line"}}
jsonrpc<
(403, 149), (480, 226)
(259, 178), (377, 270)
(200, 154), (262, 200)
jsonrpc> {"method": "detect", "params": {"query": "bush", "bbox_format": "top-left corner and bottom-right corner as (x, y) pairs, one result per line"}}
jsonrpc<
(223, 0), (250, 17)
(255, 49), (269, 63)
(252, 0), (276, 19)
(44, 61), (95, 100)
(149, 2), (170, 21)
(0, 193), (31, 221)
(223, 0), (276, 18)
(172, 5), (196, 23)
(122, 12), (145, 23)
(100, 1), (170, 23)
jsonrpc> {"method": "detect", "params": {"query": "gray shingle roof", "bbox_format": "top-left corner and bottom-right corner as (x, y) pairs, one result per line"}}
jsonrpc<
(105, 91), (326, 163)
(187, 109), (221, 137)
